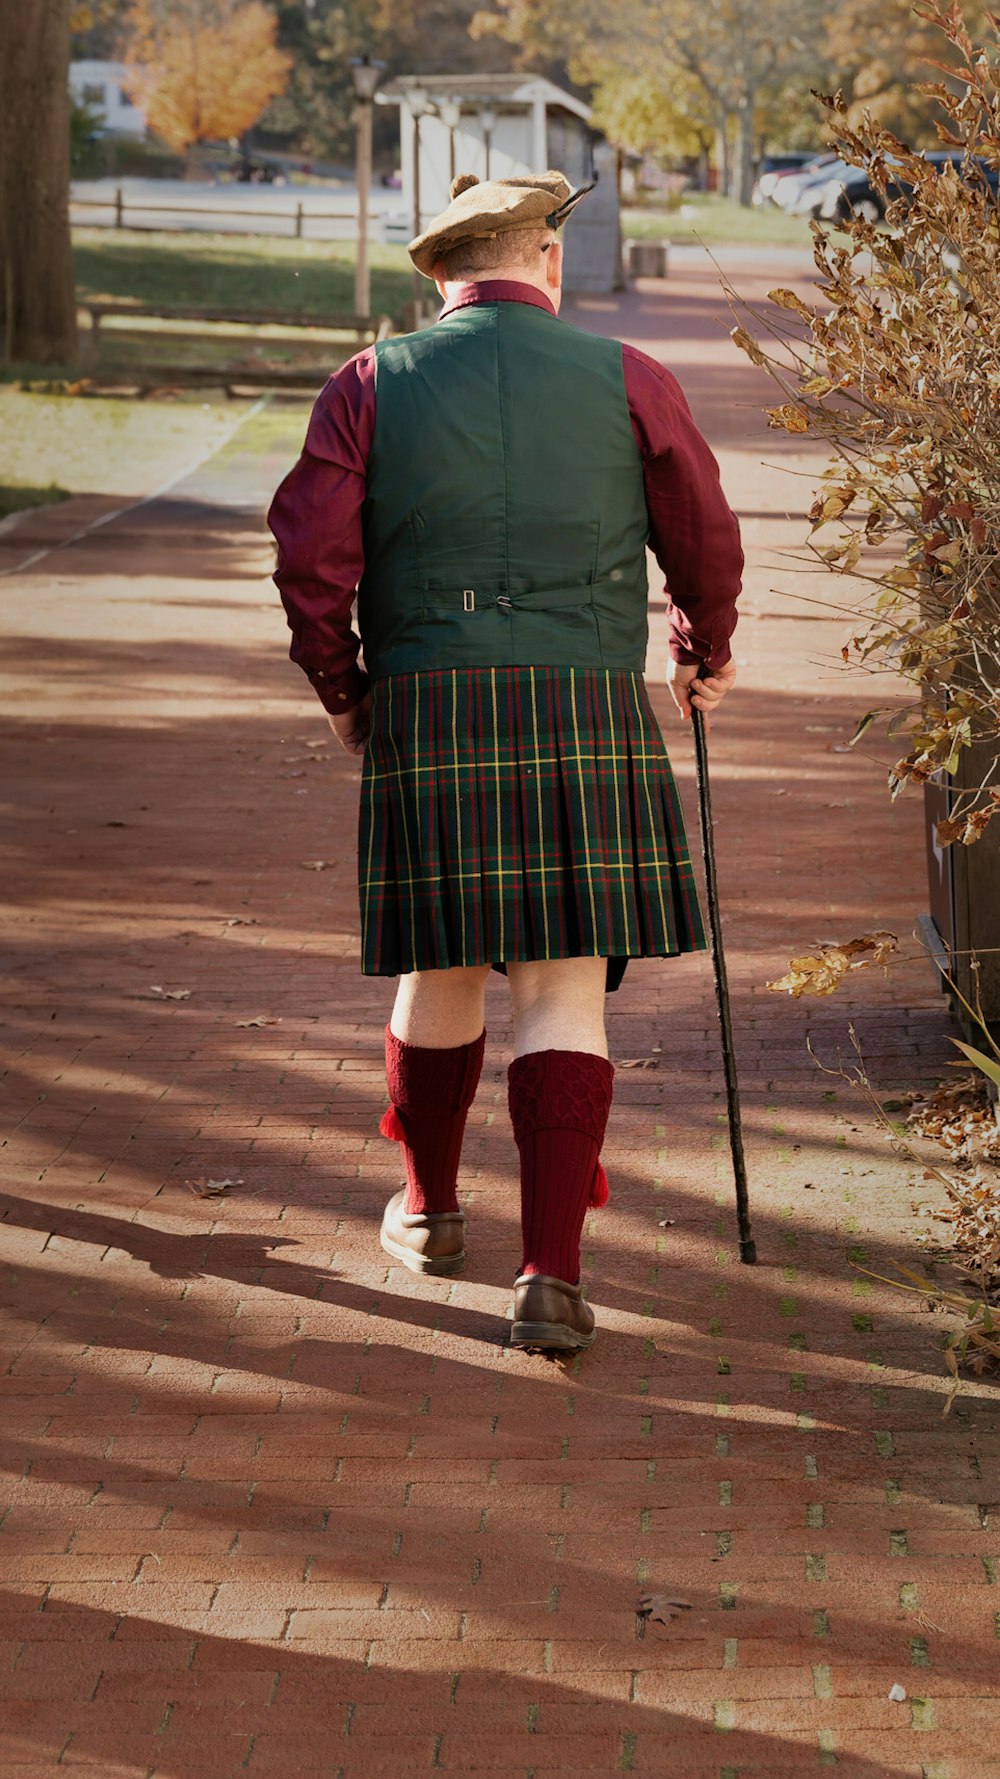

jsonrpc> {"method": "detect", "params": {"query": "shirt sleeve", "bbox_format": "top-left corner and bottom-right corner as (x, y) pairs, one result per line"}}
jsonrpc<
(623, 343), (743, 671)
(267, 347), (376, 713)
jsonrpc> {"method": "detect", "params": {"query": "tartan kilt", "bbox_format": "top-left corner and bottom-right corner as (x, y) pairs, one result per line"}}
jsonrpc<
(358, 666), (706, 989)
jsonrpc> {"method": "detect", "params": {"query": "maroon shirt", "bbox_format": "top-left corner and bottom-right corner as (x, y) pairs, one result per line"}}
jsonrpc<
(268, 282), (743, 713)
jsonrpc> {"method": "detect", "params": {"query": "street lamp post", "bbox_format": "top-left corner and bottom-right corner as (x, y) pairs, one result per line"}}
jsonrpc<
(478, 104), (498, 180)
(350, 54), (383, 319)
(438, 98), (462, 185)
(408, 85), (432, 310)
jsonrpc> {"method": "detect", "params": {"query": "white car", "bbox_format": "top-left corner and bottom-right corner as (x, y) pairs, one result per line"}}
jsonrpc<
(770, 154), (840, 212)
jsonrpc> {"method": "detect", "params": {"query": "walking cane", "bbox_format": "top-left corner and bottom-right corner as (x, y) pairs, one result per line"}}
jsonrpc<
(691, 702), (758, 1264)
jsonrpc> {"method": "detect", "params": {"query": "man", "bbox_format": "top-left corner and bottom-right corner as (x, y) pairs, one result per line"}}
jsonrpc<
(268, 170), (741, 1351)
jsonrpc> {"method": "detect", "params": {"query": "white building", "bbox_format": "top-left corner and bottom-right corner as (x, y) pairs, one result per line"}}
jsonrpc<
(377, 73), (621, 294)
(378, 74), (595, 231)
(69, 60), (146, 137)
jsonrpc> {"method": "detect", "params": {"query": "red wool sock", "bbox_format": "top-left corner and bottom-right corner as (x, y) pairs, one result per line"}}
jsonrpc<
(508, 1049), (615, 1284)
(380, 1027), (485, 1215)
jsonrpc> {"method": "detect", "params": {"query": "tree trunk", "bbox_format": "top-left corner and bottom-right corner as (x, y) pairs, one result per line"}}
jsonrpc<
(0, 0), (78, 365)
(714, 120), (732, 199)
(733, 93), (756, 208)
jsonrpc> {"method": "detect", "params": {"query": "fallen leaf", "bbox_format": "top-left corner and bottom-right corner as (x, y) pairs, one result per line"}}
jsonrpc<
(618, 1057), (659, 1070)
(186, 1176), (243, 1197)
(235, 1016), (281, 1028)
(301, 860), (331, 871)
(304, 739), (328, 750)
(636, 1593), (693, 1629)
(148, 985), (192, 1001)
(225, 917), (259, 927)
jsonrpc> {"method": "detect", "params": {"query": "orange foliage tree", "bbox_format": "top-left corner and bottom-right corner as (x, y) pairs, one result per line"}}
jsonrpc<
(124, 0), (290, 152)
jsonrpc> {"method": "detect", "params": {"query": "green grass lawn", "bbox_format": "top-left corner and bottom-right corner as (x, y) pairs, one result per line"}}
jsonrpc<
(623, 194), (814, 248)
(0, 388), (245, 504)
(73, 229), (414, 323)
(0, 481), (69, 520)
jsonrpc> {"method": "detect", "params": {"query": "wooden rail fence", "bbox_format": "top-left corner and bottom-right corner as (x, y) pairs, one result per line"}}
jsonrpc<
(70, 188), (382, 239)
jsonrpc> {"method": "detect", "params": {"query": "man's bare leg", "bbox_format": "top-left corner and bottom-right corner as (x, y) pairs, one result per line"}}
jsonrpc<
(506, 955), (608, 1058)
(390, 963), (492, 1047)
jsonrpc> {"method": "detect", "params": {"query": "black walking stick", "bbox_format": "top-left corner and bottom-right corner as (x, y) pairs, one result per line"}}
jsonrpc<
(691, 703), (758, 1264)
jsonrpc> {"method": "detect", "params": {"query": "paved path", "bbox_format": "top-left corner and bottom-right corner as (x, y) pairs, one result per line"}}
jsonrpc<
(2, 261), (996, 1779)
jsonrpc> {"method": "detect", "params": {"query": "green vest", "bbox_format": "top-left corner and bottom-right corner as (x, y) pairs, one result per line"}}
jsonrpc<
(358, 299), (650, 678)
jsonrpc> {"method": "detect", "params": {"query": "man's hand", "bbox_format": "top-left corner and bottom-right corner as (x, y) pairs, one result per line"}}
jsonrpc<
(667, 660), (737, 723)
(328, 691), (373, 757)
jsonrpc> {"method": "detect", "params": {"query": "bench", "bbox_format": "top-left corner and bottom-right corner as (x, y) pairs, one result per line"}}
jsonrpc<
(78, 300), (393, 390)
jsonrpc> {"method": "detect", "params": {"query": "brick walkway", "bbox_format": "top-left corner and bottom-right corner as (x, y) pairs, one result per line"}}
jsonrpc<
(2, 258), (997, 1779)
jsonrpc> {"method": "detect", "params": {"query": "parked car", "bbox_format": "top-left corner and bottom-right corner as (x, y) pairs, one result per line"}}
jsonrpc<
(231, 158), (287, 185)
(788, 158), (855, 218)
(816, 150), (997, 223)
(752, 152), (817, 207)
(768, 153), (841, 212)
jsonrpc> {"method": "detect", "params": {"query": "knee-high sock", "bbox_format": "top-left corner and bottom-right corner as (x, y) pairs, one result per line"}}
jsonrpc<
(381, 1028), (486, 1215)
(508, 1049), (614, 1283)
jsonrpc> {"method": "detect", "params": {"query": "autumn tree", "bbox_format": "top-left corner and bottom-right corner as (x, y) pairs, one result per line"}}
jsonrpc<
(825, 0), (987, 136)
(264, 0), (516, 164)
(123, 0), (291, 156)
(587, 64), (717, 187)
(475, 0), (828, 203)
(0, 0), (78, 365)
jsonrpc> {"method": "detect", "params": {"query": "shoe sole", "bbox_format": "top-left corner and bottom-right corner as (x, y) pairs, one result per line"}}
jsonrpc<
(510, 1319), (597, 1352)
(379, 1227), (465, 1276)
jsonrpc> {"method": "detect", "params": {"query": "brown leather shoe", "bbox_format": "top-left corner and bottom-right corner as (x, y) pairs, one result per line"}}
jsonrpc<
(510, 1273), (596, 1351)
(379, 1188), (466, 1276)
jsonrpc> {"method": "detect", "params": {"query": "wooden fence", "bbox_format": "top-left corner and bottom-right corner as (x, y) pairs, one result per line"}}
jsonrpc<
(70, 188), (383, 240)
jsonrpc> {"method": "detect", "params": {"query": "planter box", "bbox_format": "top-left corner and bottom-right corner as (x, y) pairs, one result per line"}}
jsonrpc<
(624, 237), (669, 279)
(923, 736), (1000, 1042)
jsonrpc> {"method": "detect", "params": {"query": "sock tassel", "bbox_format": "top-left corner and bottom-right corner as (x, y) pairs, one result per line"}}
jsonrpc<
(379, 1105), (407, 1143)
(590, 1160), (609, 1208)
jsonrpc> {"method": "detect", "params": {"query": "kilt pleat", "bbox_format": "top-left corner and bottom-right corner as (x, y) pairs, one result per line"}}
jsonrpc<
(359, 666), (706, 984)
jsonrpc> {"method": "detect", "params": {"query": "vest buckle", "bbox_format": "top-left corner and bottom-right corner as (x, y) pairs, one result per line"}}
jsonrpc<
(462, 588), (475, 612)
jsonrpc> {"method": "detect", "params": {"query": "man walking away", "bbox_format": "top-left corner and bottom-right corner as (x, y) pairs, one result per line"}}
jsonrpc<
(269, 170), (741, 1350)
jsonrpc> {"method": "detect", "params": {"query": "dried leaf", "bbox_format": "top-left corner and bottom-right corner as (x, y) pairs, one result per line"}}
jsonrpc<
(730, 324), (766, 366)
(931, 539), (962, 566)
(767, 286), (814, 320)
(618, 1057), (659, 1070)
(186, 1176), (243, 1197)
(301, 860), (331, 871)
(148, 985), (192, 1001)
(766, 403), (810, 433)
(235, 1016), (282, 1029)
(636, 1593), (693, 1627)
(767, 932), (898, 997)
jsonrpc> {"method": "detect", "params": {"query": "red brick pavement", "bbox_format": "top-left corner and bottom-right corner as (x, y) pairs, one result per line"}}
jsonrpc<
(2, 255), (997, 1778)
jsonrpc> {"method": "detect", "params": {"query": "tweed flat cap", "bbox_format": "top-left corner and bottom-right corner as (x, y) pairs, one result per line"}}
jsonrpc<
(409, 169), (591, 279)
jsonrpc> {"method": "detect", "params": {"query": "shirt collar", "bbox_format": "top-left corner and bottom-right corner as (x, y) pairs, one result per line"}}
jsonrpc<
(437, 279), (557, 319)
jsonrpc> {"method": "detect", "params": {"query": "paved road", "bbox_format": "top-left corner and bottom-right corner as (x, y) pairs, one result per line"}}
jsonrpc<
(2, 262), (995, 1778)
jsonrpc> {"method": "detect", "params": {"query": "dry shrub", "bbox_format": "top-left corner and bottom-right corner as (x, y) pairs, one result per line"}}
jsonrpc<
(731, 0), (1000, 847)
